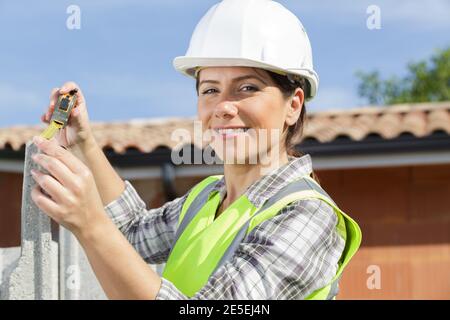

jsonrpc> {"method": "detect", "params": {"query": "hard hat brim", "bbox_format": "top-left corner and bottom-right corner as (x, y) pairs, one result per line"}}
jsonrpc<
(173, 56), (318, 100)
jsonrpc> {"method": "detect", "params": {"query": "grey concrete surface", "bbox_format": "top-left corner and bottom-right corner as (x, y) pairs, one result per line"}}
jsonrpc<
(0, 141), (164, 300)
(59, 227), (107, 300)
(0, 142), (58, 299)
(0, 247), (21, 297)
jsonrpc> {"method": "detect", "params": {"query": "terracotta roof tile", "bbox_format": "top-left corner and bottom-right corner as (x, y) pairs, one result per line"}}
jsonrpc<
(428, 108), (450, 133)
(378, 113), (404, 139)
(0, 102), (449, 153)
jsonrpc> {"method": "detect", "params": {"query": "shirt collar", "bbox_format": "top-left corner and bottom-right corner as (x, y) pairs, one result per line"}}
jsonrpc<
(210, 154), (313, 208)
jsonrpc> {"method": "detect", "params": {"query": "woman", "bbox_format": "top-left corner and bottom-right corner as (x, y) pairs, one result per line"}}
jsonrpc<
(31, 0), (361, 299)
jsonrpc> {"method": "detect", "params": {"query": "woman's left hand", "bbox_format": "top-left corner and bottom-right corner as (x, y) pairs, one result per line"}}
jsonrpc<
(30, 135), (106, 238)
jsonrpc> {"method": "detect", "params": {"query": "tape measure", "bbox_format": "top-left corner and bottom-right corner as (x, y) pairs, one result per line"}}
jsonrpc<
(40, 89), (78, 140)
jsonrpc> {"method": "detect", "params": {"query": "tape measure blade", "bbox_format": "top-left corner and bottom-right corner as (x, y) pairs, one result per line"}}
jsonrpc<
(40, 122), (62, 139)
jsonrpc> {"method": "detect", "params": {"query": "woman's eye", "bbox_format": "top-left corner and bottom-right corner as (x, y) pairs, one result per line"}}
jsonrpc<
(241, 85), (258, 92)
(201, 86), (258, 95)
(202, 88), (218, 95)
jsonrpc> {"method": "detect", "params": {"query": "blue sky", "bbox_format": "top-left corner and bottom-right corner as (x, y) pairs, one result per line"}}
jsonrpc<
(0, 0), (449, 128)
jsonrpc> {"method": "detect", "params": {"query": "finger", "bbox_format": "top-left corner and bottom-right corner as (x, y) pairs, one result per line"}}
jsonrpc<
(49, 87), (59, 101)
(45, 88), (60, 121)
(32, 136), (86, 174)
(49, 87), (59, 109)
(42, 108), (54, 123)
(31, 182), (62, 219)
(60, 82), (90, 127)
(45, 105), (55, 122)
(59, 81), (86, 105)
(59, 81), (78, 93)
(30, 168), (68, 204)
(71, 106), (80, 117)
(31, 152), (78, 191)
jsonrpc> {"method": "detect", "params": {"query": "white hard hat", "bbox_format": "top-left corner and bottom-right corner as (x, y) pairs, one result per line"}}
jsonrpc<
(173, 0), (319, 100)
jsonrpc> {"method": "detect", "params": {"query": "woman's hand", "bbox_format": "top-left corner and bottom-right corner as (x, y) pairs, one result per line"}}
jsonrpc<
(41, 82), (94, 149)
(30, 135), (107, 238)
(30, 136), (163, 299)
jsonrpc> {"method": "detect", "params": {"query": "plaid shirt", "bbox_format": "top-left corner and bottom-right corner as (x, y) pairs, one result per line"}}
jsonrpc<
(104, 154), (345, 300)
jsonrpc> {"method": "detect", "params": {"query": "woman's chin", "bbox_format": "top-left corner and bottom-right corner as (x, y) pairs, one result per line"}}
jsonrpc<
(213, 149), (263, 165)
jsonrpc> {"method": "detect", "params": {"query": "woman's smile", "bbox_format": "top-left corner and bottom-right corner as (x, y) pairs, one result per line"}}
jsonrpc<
(212, 127), (251, 139)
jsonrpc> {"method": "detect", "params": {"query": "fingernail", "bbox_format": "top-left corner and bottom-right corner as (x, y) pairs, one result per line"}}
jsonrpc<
(33, 136), (44, 145)
(30, 169), (36, 175)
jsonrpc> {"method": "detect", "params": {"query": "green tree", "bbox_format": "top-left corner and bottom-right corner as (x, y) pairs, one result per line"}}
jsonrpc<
(355, 47), (450, 105)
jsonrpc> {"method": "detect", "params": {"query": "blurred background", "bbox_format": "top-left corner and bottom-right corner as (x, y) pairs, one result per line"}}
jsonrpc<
(0, 0), (449, 125)
(0, 0), (449, 299)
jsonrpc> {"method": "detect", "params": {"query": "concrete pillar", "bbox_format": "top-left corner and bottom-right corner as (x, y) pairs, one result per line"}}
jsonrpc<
(58, 227), (162, 299)
(0, 142), (58, 299)
(0, 141), (162, 300)
(0, 247), (21, 293)
(59, 227), (107, 300)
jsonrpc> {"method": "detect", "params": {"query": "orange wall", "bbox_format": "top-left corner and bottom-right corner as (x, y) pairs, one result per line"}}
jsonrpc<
(318, 164), (450, 299)
(339, 244), (450, 299)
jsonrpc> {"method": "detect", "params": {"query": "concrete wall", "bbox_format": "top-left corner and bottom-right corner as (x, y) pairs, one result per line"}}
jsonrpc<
(0, 142), (58, 299)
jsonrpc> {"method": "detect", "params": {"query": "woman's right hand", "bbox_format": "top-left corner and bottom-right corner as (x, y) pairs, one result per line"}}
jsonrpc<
(41, 82), (94, 149)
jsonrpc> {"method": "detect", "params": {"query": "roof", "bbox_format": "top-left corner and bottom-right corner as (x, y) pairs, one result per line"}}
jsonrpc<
(1, 101), (449, 155)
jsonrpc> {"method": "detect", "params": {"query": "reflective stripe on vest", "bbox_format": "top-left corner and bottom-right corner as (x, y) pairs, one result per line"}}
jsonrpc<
(162, 175), (362, 299)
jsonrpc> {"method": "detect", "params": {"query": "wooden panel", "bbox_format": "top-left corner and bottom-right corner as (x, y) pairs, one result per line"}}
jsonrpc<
(131, 177), (204, 209)
(410, 164), (450, 222)
(360, 221), (450, 246)
(174, 176), (204, 196)
(338, 244), (450, 300)
(411, 164), (450, 181)
(314, 170), (341, 193)
(0, 173), (22, 247)
(131, 178), (166, 208)
(318, 167), (410, 224)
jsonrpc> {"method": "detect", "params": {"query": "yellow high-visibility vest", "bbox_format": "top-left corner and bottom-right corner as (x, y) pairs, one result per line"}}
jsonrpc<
(163, 175), (362, 299)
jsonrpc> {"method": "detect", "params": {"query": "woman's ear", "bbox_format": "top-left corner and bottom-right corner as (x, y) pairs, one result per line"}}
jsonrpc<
(285, 87), (304, 126)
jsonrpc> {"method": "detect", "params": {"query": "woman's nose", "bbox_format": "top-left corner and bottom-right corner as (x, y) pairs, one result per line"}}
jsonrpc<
(214, 102), (238, 119)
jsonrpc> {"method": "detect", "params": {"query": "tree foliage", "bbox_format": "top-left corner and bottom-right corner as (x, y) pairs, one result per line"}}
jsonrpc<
(356, 47), (450, 105)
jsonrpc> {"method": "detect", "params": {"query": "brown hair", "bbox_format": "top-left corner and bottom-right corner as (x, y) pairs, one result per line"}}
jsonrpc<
(266, 70), (320, 183)
(195, 68), (320, 183)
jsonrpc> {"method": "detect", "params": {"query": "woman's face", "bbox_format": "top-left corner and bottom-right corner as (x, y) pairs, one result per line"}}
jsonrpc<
(197, 66), (303, 165)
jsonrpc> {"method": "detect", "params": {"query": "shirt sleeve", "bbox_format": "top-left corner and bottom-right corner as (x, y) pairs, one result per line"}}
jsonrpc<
(104, 180), (190, 265)
(155, 198), (346, 300)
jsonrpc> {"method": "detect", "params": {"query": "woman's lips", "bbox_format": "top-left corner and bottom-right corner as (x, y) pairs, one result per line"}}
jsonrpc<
(213, 127), (250, 139)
